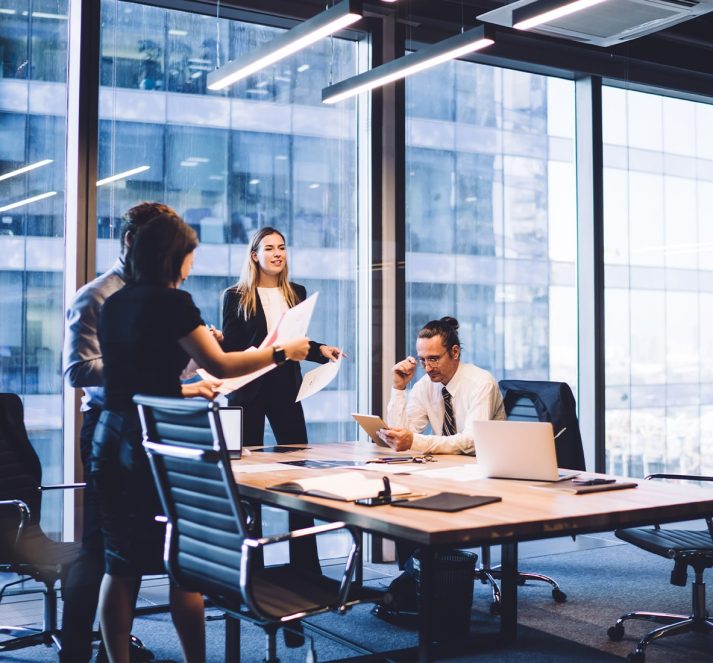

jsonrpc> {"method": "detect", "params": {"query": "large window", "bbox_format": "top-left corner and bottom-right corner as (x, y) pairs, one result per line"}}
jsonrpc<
(0, 1), (70, 537)
(97, 0), (360, 444)
(603, 87), (713, 477)
(405, 62), (577, 393)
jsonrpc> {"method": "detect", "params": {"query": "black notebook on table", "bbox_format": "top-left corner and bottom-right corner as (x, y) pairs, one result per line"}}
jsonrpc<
(391, 492), (501, 512)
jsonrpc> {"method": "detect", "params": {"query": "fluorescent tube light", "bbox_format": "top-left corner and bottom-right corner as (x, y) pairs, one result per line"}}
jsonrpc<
(0, 159), (53, 182)
(322, 25), (494, 105)
(96, 165), (150, 186)
(207, 0), (362, 91)
(512, 0), (607, 31)
(0, 191), (57, 213)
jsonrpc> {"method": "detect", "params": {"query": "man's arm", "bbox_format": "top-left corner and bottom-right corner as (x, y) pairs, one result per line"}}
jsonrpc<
(63, 288), (105, 388)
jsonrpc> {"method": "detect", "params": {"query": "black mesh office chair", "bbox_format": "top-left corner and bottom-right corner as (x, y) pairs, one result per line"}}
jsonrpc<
(135, 394), (376, 663)
(0, 393), (81, 654)
(476, 380), (586, 613)
(607, 473), (713, 662)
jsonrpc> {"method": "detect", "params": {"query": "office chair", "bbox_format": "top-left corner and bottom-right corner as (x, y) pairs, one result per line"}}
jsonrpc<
(607, 473), (713, 662)
(476, 380), (586, 613)
(0, 393), (81, 654)
(135, 394), (378, 663)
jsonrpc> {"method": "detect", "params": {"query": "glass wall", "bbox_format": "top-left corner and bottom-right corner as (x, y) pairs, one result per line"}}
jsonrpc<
(0, 0), (69, 537)
(603, 86), (713, 477)
(97, 0), (359, 444)
(405, 62), (577, 395)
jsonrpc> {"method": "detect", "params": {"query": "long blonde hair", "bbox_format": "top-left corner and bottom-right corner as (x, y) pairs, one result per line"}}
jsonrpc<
(232, 226), (299, 318)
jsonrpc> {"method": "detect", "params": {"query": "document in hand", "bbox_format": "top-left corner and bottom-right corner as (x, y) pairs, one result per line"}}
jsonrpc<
(269, 471), (410, 501)
(198, 292), (320, 395)
(295, 351), (342, 402)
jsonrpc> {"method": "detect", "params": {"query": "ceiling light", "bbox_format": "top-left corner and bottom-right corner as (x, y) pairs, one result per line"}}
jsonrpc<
(512, 0), (607, 30)
(207, 0), (362, 91)
(96, 165), (150, 186)
(297, 64), (310, 73)
(0, 191), (57, 213)
(322, 25), (494, 104)
(0, 159), (53, 182)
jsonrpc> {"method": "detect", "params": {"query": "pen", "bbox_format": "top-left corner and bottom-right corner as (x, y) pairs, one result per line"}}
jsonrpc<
(554, 427), (567, 439)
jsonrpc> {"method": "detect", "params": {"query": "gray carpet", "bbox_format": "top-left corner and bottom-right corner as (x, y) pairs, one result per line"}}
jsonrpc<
(1, 535), (712, 662)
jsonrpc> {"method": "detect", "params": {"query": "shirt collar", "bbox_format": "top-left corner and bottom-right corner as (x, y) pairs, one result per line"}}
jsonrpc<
(442, 362), (464, 396)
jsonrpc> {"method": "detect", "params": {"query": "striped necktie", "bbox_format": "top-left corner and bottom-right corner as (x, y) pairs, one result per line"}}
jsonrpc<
(442, 387), (456, 436)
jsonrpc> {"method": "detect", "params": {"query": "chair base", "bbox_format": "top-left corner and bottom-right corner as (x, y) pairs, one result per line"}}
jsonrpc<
(0, 625), (61, 652)
(476, 567), (566, 614)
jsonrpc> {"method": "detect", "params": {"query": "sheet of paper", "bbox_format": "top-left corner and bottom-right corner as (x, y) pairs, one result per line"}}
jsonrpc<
(295, 351), (341, 402)
(416, 464), (488, 481)
(349, 463), (435, 474)
(273, 291), (319, 344)
(231, 462), (296, 474)
(197, 347), (276, 395)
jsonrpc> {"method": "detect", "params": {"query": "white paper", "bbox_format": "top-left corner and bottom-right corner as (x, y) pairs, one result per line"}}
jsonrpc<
(295, 351), (341, 402)
(198, 292), (320, 395)
(416, 464), (488, 481)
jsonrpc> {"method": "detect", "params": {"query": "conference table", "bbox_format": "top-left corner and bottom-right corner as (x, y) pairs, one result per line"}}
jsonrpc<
(231, 442), (713, 661)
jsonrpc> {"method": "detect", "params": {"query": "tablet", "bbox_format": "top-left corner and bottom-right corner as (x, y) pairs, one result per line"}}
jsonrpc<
(352, 413), (390, 447)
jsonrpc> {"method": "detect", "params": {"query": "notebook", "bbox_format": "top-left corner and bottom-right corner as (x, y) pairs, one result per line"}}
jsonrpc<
(474, 420), (581, 482)
(217, 406), (243, 459)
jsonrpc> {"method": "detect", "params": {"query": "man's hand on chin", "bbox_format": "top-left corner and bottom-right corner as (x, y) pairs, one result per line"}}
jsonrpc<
(378, 427), (414, 452)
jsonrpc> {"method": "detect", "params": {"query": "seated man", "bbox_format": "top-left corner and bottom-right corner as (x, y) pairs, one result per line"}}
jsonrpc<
(381, 316), (505, 455)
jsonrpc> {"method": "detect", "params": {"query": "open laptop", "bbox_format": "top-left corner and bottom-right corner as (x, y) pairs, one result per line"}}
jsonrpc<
(216, 406), (243, 459)
(474, 420), (580, 482)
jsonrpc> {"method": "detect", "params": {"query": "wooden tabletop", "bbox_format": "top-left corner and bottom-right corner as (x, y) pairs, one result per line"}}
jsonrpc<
(231, 442), (713, 548)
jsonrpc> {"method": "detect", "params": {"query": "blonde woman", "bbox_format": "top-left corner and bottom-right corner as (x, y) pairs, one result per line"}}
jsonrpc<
(221, 227), (341, 447)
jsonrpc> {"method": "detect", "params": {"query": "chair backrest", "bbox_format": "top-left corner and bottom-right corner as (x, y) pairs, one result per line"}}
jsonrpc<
(134, 394), (249, 607)
(498, 380), (586, 471)
(0, 394), (42, 524)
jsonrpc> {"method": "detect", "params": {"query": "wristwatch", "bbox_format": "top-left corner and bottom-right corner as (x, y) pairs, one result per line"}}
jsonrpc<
(272, 346), (286, 365)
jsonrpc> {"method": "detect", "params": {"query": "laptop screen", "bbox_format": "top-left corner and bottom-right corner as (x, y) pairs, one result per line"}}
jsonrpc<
(217, 406), (243, 456)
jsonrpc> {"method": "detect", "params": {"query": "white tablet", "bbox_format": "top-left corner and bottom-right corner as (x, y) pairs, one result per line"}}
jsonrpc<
(352, 413), (390, 447)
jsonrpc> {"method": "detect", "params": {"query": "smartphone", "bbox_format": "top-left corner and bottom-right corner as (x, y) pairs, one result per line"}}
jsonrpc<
(572, 478), (616, 486)
(354, 496), (391, 506)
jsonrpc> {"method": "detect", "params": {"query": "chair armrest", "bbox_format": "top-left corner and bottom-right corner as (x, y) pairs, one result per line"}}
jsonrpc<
(0, 499), (30, 545)
(645, 473), (713, 482)
(242, 520), (349, 548)
(241, 522), (362, 619)
(40, 483), (86, 491)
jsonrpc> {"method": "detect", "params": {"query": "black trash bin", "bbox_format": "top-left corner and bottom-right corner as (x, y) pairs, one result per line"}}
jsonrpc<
(406, 549), (478, 640)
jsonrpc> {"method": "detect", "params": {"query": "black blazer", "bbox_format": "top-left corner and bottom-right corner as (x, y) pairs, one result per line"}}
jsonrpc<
(221, 282), (327, 403)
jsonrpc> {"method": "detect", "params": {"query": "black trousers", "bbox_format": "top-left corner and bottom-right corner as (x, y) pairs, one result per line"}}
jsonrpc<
(60, 407), (103, 663)
(230, 366), (318, 572)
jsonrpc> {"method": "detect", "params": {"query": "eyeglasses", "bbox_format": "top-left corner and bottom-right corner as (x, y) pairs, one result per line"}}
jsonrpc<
(416, 352), (448, 368)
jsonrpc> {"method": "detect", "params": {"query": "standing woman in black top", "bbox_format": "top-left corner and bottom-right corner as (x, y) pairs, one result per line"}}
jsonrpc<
(222, 226), (342, 446)
(92, 214), (309, 663)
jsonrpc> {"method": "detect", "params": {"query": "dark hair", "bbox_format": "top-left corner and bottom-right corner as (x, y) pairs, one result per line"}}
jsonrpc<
(119, 201), (176, 253)
(418, 316), (461, 350)
(127, 213), (198, 286)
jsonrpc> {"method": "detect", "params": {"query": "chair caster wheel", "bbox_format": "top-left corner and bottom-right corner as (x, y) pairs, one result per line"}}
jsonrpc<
(489, 601), (501, 615)
(626, 651), (645, 662)
(552, 588), (567, 603)
(607, 624), (625, 641)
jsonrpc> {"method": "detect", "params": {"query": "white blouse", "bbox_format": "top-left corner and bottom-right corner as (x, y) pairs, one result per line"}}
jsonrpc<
(257, 287), (289, 333)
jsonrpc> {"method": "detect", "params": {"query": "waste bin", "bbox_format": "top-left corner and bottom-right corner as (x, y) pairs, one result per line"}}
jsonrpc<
(405, 549), (478, 640)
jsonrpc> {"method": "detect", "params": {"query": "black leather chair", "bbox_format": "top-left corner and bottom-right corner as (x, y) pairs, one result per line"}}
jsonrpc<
(607, 473), (713, 662)
(135, 394), (377, 662)
(476, 380), (586, 613)
(0, 393), (81, 654)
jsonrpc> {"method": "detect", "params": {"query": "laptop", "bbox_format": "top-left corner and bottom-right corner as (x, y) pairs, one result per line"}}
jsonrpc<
(216, 406), (243, 459)
(474, 420), (580, 482)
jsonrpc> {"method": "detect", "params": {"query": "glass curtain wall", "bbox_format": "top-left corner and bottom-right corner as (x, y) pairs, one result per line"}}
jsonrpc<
(97, 0), (359, 445)
(405, 62), (577, 395)
(603, 86), (713, 477)
(0, 1), (69, 537)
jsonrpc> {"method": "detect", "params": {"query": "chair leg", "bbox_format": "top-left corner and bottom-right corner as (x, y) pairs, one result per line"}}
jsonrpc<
(225, 614), (240, 662)
(0, 581), (61, 652)
(517, 572), (567, 602)
(264, 623), (279, 663)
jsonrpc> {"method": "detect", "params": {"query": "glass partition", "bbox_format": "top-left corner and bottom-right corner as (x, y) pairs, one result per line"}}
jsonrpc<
(405, 63), (577, 397)
(0, 0), (70, 538)
(603, 86), (713, 477)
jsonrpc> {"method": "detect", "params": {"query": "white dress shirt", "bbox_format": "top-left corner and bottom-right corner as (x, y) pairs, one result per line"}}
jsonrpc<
(257, 286), (288, 333)
(386, 362), (505, 455)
